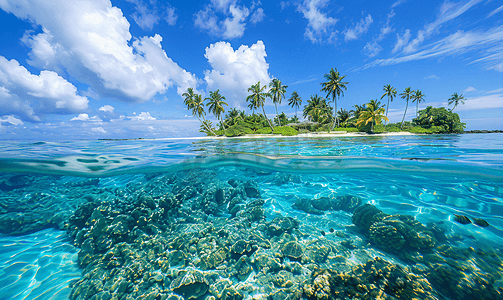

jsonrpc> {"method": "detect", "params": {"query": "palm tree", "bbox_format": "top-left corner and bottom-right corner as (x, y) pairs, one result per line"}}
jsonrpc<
(321, 68), (348, 129)
(448, 92), (466, 112)
(357, 99), (388, 133)
(224, 108), (243, 127)
(288, 91), (302, 119)
(206, 89), (228, 131)
(337, 108), (353, 127)
(380, 84), (397, 124)
(269, 79), (288, 126)
(399, 87), (413, 130)
(182, 88), (217, 136)
(247, 81), (274, 132)
(182, 87), (196, 109)
(303, 95), (331, 124)
(411, 89), (425, 117)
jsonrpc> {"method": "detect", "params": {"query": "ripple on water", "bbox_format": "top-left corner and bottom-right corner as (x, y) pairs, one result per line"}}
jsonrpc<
(0, 229), (80, 300)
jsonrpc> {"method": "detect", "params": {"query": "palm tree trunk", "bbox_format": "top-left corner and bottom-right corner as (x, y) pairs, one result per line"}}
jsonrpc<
(275, 103), (281, 126)
(416, 101), (419, 117)
(385, 95), (390, 127)
(331, 98), (337, 130)
(220, 118), (226, 131)
(401, 100), (409, 130)
(262, 106), (274, 133)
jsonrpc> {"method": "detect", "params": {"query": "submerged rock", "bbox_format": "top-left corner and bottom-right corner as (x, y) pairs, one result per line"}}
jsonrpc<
(170, 269), (209, 299)
(292, 198), (324, 215)
(473, 218), (490, 227)
(267, 216), (299, 236)
(282, 241), (304, 260)
(352, 204), (388, 232)
(304, 257), (439, 300)
(454, 214), (472, 225)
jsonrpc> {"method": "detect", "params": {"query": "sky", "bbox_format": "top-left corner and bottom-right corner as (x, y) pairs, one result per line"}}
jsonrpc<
(0, 0), (502, 140)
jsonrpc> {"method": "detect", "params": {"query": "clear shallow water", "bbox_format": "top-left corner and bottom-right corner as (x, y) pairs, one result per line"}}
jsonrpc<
(0, 133), (502, 299)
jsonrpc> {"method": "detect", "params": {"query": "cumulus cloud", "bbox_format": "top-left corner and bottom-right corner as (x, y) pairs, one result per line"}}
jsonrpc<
(0, 0), (197, 103)
(203, 40), (271, 108)
(297, 0), (338, 43)
(0, 56), (88, 122)
(194, 0), (262, 39)
(344, 14), (373, 42)
(99, 105), (115, 113)
(130, 112), (156, 121)
(70, 113), (102, 122)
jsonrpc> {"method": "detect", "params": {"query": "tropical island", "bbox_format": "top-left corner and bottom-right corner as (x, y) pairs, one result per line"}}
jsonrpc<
(183, 68), (466, 137)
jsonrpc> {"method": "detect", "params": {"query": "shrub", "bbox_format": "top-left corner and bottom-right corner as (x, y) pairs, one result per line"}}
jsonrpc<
(412, 106), (465, 133)
(224, 124), (254, 137)
(274, 126), (299, 136)
(256, 127), (272, 134)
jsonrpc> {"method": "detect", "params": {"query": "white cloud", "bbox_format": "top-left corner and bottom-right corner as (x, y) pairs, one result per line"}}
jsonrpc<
(402, 0), (483, 54)
(362, 25), (503, 72)
(130, 112), (156, 121)
(203, 40), (271, 108)
(488, 5), (503, 18)
(487, 88), (503, 94)
(223, 5), (250, 39)
(363, 11), (394, 57)
(392, 29), (411, 54)
(453, 94), (503, 111)
(165, 5), (178, 25)
(344, 14), (373, 42)
(250, 8), (265, 24)
(194, 1), (251, 39)
(70, 113), (102, 122)
(0, 56), (88, 122)
(391, 0), (406, 8)
(297, 0), (338, 43)
(71, 114), (90, 121)
(0, 0), (197, 103)
(91, 127), (107, 134)
(0, 115), (23, 127)
(125, 0), (178, 29)
(463, 86), (477, 92)
(99, 105), (115, 113)
(425, 75), (440, 80)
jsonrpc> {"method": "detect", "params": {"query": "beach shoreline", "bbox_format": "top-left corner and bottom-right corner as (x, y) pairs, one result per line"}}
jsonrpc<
(153, 131), (418, 141)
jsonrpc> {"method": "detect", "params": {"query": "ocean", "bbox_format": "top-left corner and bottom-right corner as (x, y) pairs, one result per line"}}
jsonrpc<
(0, 133), (502, 300)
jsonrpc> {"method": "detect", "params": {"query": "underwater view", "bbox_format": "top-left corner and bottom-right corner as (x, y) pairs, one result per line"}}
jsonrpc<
(1, 133), (503, 300)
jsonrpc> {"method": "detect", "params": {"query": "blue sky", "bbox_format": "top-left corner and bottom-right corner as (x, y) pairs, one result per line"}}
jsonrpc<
(0, 0), (502, 139)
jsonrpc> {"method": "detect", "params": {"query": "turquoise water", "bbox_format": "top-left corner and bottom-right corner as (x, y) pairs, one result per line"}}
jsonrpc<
(0, 133), (502, 299)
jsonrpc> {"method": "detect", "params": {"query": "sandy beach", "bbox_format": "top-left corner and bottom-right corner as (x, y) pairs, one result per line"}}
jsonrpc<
(155, 131), (417, 141)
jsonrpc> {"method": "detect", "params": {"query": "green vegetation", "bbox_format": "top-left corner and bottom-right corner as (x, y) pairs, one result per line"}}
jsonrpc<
(413, 106), (465, 133)
(182, 68), (466, 137)
(356, 100), (389, 133)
